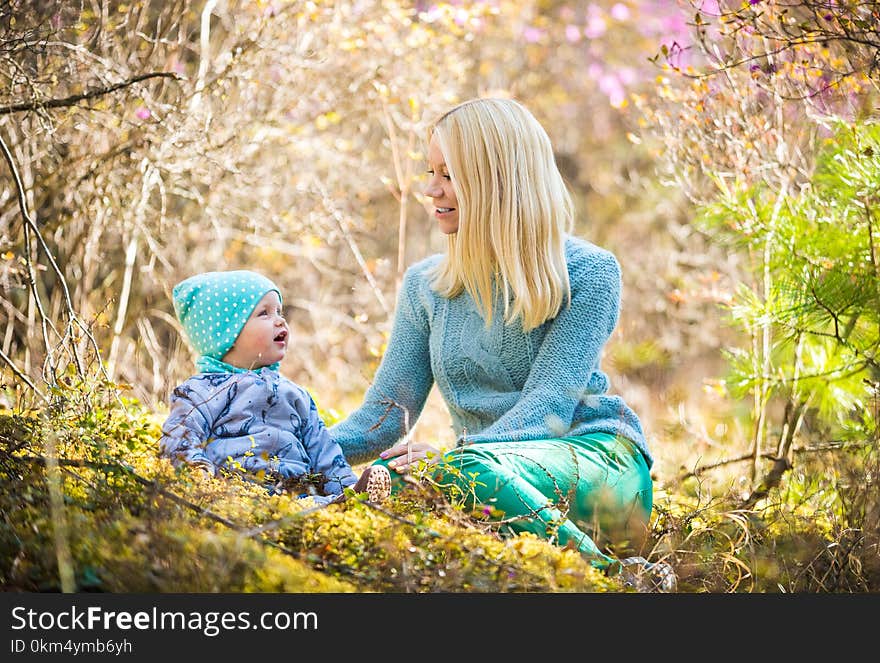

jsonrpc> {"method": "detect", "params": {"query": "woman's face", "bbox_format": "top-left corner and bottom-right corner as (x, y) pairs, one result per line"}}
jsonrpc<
(425, 135), (459, 234)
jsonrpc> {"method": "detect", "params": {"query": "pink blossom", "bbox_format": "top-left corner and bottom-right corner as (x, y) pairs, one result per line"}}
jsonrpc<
(662, 13), (687, 36)
(421, 5), (443, 22)
(523, 26), (544, 43)
(135, 107), (151, 120)
(618, 67), (636, 85)
(608, 89), (626, 108)
(599, 73), (626, 107)
(583, 16), (607, 39)
(565, 25), (581, 42)
(610, 3), (630, 21)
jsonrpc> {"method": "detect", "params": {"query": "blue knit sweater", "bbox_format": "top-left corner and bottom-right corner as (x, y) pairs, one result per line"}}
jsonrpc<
(330, 235), (652, 468)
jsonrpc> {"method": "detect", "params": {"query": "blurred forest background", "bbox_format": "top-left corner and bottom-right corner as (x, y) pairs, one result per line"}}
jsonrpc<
(1, 0), (878, 593)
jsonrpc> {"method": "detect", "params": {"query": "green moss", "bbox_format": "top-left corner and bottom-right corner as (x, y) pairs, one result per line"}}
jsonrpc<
(0, 397), (613, 593)
(3, 379), (877, 593)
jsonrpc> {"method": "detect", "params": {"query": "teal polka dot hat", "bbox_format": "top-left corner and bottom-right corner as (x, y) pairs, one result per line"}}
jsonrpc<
(172, 270), (282, 363)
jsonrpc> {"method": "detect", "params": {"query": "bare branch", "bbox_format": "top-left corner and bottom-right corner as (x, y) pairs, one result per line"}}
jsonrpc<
(0, 72), (183, 116)
(677, 441), (850, 483)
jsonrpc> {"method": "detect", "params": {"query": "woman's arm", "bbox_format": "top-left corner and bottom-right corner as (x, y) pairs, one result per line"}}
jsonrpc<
(330, 266), (436, 465)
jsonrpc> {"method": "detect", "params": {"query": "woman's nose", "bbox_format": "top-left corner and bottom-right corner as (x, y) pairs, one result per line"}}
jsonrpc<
(424, 181), (442, 198)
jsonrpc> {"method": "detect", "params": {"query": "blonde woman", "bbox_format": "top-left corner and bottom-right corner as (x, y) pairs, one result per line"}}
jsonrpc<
(330, 98), (675, 591)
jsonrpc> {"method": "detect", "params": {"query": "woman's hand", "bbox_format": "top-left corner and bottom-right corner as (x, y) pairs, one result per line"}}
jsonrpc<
(380, 440), (444, 474)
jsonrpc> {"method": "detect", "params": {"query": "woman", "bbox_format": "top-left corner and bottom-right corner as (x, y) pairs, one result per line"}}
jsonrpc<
(330, 97), (675, 591)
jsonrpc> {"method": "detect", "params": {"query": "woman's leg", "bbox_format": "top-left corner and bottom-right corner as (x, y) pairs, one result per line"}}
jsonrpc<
(428, 433), (653, 568)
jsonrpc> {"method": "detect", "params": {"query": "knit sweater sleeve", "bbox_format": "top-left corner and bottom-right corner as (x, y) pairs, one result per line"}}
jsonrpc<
(329, 265), (435, 465)
(464, 247), (622, 444)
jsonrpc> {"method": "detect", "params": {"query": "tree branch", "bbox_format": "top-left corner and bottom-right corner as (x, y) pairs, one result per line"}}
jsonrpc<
(0, 72), (183, 116)
(677, 441), (848, 483)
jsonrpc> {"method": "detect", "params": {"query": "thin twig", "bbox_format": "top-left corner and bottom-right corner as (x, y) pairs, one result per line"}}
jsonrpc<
(314, 180), (390, 314)
(0, 346), (47, 403)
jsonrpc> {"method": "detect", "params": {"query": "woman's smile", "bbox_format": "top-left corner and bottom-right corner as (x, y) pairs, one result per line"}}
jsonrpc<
(426, 135), (459, 234)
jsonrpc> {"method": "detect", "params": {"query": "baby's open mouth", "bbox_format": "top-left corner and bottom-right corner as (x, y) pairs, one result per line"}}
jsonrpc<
(274, 330), (288, 342)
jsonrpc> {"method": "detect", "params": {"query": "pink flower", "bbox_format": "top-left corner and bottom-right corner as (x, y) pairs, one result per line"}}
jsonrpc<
(565, 25), (581, 42)
(135, 107), (151, 120)
(662, 14), (687, 35)
(599, 74), (626, 107)
(523, 26), (544, 43)
(584, 16), (607, 39)
(610, 3), (630, 21)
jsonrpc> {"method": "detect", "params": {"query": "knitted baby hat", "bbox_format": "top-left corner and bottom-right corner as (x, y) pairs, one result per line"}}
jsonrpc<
(172, 270), (282, 362)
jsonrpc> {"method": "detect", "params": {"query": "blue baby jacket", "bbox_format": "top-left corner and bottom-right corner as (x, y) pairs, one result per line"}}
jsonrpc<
(159, 368), (357, 497)
(330, 235), (652, 468)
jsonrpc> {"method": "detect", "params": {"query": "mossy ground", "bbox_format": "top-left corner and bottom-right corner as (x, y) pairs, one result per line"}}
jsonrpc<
(2, 391), (877, 593)
(0, 404), (616, 593)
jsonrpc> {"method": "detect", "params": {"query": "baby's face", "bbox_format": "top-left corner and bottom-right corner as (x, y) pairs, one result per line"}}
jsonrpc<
(221, 291), (289, 369)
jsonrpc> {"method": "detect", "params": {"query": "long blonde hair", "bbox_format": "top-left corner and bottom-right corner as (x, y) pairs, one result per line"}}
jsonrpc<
(429, 97), (573, 331)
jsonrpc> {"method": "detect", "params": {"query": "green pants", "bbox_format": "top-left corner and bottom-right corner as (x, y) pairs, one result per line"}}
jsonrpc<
(372, 433), (653, 568)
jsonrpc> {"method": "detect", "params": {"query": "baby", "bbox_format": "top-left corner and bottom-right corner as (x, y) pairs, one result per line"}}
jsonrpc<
(158, 270), (390, 504)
